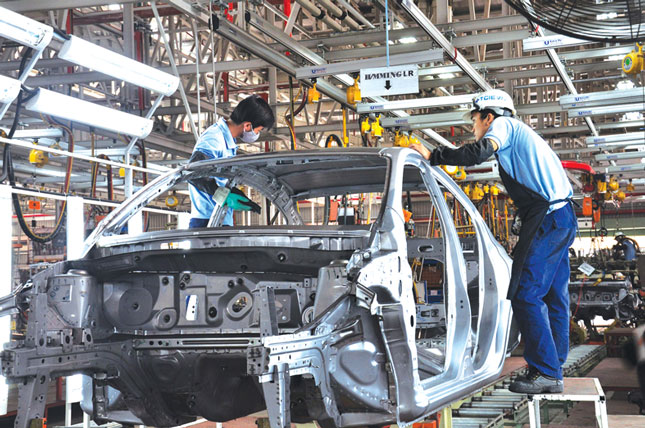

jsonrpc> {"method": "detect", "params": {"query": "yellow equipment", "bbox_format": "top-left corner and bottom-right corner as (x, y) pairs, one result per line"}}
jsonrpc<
(453, 168), (467, 181)
(165, 194), (179, 208)
(307, 82), (320, 104)
(462, 184), (471, 195)
(623, 43), (644, 75)
(342, 108), (349, 147)
(596, 179), (607, 193)
(371, 114), (383, 137)
(616, 190), (626, 202)
(441, 165), (458, 176)
(608, 176), (620, 192)
(394, 131), (410, 147)
(470, 184), (484, 201)
(346, 76), (361, 104)
(119, 167), (126, 178)
(408, 135), (420, 146)
(28, 144), (48, 168)
(626, 179), (635, 192)
(490, 184), (499, 196)
(361, 117), (371, 134)
(483, 184), (490, 194)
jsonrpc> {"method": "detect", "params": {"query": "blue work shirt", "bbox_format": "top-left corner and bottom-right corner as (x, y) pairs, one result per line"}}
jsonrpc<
(485, 117), (572, 213)
(188, 118), (237, 225)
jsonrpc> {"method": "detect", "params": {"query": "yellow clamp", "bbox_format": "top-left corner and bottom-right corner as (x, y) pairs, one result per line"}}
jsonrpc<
(394, 131), (410, 147)
(371, 114), (383, 137)
(307, 82), (320, 104)
(346, 76), (361, 104)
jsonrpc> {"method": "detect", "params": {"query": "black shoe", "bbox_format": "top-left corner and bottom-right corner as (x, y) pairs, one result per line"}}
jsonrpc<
(513, 366), (539, 383)
(509, 370), (563, 394)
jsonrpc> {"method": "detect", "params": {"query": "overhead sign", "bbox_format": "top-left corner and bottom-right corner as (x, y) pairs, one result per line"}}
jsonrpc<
(360, 64), (419, 97)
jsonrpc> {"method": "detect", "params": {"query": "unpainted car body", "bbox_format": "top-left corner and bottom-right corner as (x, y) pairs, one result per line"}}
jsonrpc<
(1, 148), (515, 428)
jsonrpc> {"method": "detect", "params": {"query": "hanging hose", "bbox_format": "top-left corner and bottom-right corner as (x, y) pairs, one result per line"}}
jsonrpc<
(284, 82), (308, 150)
(1, 47), (33, 183)
(325, 134), (343, 148)
(90, 154), (114, 201)
(135, 140), (149, 231)
(1, 48), (74, 243)
(11, 118), (74, 244)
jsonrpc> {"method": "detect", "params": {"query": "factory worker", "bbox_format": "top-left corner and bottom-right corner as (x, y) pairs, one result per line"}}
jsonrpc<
(412, 89), (576, 394)
(188, 94), (275, 228)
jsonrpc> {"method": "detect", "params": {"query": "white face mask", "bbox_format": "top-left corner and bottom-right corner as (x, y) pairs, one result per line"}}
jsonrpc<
(241, 128), (260, 143)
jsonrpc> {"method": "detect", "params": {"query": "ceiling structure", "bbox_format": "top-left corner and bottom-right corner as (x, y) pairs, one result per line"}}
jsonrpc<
(0, 0), (643, 210)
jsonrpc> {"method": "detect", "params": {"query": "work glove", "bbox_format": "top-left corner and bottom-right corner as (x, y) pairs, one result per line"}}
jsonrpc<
(224, 187), (261, 214)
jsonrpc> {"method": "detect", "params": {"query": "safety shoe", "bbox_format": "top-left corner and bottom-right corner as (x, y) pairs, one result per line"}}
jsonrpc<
(509, 369), (563, 394)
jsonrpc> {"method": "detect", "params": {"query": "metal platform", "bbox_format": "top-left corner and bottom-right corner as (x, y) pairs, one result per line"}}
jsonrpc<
(528, 378), (608, 428)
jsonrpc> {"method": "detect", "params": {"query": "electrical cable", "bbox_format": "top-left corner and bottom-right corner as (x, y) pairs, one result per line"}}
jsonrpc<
(284, 83), (308, 150)
(11, 117), (74, 243)
(325, 134), (343, 147)
(1, 48), (73, 243)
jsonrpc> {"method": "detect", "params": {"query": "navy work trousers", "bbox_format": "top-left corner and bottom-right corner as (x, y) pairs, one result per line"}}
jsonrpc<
(511, 203), (577, 379)
(189, 218), (209, 228)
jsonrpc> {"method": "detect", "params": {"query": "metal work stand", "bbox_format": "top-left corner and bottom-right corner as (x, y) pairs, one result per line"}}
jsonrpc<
(527, 377), (608, 428)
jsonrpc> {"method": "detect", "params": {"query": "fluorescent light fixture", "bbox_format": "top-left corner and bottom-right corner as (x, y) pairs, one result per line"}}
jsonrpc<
(399, 37), (418, 44)
(357, 94), (473, 113)
(586, 132), (645, 145)
(24, 88), (154, 138)
(0, 74), (20, 104)
(568, 103), (645, 117)
(522, 34), (591, 51)
(0, 6), (53, 50)
(438, 73), (457, 79)
(560, 88), (645, 108)
(58, 35), (180, 96)
(295, 49), (443, 79)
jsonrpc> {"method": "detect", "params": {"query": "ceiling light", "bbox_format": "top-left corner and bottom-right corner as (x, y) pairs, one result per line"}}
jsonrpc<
(0, 5), (53, 49)
(58, 35), (180, 96)
(24, 88), (154, 138)
(438, 73), (456, 79)
(399, 37), (418, 44)
(0, 74), (20, 104)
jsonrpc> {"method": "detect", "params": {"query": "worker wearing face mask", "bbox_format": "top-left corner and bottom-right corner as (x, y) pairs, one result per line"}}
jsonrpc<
(188, 94), (275, 228)
(411, 89), (577, 394)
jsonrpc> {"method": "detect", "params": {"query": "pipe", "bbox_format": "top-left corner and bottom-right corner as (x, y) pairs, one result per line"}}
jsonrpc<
(317, 0), (361, 30)
(295, 0), (343, 32)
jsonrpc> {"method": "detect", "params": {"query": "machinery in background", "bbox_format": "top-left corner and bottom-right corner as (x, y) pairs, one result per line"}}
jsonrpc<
(569, 246), (645, 339)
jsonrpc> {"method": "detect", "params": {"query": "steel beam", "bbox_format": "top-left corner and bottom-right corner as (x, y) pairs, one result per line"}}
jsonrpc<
(320, 29), (529, 61)
(530, 24), (597, 136)
(1, 0), (139, 12)
(399, 0), (491, 91)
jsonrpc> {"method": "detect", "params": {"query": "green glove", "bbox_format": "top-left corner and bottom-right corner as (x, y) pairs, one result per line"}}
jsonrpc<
(224, 187), (261, 214)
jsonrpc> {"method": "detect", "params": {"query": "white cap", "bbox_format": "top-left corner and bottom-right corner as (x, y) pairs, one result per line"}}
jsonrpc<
(463, 89), (516, 123)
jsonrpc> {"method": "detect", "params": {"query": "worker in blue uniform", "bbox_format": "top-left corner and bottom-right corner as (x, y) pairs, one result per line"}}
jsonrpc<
(188, 95), (275, 228)
(613, 232), (638, 261)
(412, 89), (577, 394)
